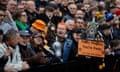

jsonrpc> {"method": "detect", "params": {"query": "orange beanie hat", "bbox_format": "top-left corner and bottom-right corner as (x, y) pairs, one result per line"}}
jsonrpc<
(32, 19), (47, 35)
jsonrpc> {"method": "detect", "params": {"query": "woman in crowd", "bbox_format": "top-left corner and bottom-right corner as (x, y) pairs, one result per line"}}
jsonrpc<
(15, 11), (29, 30)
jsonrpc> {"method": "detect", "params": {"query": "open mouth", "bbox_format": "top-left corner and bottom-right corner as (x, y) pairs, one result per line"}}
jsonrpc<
(58, 31), (63, 35)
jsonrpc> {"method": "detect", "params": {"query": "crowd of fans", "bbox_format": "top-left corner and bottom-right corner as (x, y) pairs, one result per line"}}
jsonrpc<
(0, 0), (120, 72)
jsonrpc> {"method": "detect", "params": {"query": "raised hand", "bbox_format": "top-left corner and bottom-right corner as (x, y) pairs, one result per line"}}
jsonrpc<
(22, 61), (30, 71)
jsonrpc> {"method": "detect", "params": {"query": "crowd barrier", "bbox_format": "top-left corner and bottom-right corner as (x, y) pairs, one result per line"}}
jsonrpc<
(24, 59), (104, 72)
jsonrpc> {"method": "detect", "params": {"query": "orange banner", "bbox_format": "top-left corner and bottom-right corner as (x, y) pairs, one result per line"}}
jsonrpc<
(78, 40), (105, 58)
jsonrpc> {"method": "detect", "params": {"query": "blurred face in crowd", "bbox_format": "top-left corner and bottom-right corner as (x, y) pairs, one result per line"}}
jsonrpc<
(65, 20), (75, 30)
(17, 4), (25, 12)
(54, 0), (61, 4)
(33, 33), (43, 45)
(0, 0), (8, 5)
(9, 33), (20, 47)
(110, 8), (116, 14)
(75, 10), (85, 18)
(38, 7), (45, 14)
(73, 33), (82, 42)
(19, 36), (30, 46)
(61, 0), (68, 7)
(99, 1), (105, 8)
(92, 9), (97, 17)
(45, 10), (54, 19)
(83, 0), (92, 4)
(68, 4), (77, 15)
(57, 24), (67, 38)
(107, 19), (114, 26)
(76, 18), (85, 28)
(26, 1), (35, 12)
(115, 0), (120, 5)
(7, 0), (17, 13)
(20, 0), (27, 9)
(103, 29), (111, 36)
(113, 20), (120, 29)
(68, 0), (75, 3)
(30, 26), (44, 45)
(54, 8), (60, 15)
(18, 11), (27, 23)
(83, 4), (90, 12)
(0, 10), (5, 22)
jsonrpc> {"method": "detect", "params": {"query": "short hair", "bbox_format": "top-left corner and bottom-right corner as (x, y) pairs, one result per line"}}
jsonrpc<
(8, 0), (17, 5)
(45, 6), (54, 12)
(65, 19), (75, 25)
(15, 11), (26, 19)
(4, 29), (18, 41)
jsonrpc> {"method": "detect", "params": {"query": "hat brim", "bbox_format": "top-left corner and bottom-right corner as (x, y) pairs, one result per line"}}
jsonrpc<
(20, 33), (31, 37)
(19, 30), (31, 37)
(32, 23), (47, 33)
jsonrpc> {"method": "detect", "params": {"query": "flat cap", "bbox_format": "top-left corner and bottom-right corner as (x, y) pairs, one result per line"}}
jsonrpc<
(19, 30), (31, 37)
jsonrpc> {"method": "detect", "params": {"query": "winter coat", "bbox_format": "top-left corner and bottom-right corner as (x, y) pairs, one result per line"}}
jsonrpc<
(0, 43), (23, 71)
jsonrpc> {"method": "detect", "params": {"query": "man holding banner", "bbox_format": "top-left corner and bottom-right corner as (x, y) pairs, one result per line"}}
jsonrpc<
(69, 27), (103, 72)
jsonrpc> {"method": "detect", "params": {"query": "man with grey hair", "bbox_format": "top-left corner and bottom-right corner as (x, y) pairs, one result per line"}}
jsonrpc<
(0, 29), (29, 72)
(65, 19), (75, 38)
(62, 3), (77, 22)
